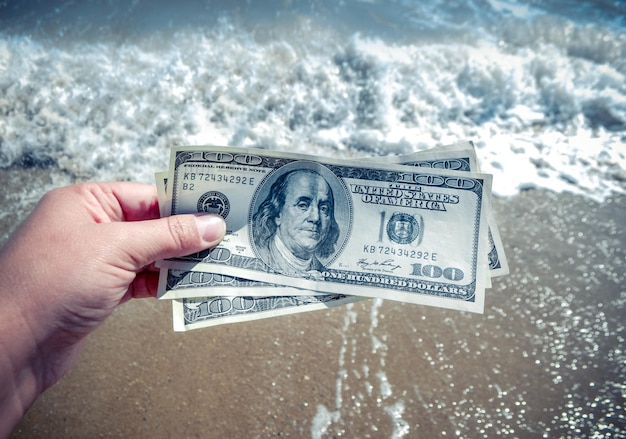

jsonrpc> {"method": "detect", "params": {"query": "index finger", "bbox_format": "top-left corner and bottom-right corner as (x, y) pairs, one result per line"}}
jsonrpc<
(97, 182), (162, 222)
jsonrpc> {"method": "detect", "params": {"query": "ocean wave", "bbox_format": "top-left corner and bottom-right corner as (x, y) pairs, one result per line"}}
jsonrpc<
(0, 1), (624, 200)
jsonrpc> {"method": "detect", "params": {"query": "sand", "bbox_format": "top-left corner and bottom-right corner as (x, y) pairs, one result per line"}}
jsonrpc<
(3, 166), (625, 438)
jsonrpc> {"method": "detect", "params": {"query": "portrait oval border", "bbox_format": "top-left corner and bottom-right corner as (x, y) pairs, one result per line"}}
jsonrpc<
(248, 160), (353, 269)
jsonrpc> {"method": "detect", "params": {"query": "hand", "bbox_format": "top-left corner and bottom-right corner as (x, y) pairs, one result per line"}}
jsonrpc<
(0, 182), (226, 437)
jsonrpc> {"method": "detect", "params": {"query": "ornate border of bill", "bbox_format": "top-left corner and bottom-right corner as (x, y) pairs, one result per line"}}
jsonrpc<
(155, 141), (508, 331)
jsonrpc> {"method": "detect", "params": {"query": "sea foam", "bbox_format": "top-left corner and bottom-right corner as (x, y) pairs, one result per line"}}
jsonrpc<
(0, 1), (624, 201)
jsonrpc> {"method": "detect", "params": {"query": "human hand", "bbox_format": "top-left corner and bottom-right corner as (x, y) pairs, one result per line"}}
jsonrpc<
(0, 182), (225, 436)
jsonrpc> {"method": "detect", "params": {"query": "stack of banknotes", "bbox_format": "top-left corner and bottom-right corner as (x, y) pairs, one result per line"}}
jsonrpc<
(155, 142), (508, 331)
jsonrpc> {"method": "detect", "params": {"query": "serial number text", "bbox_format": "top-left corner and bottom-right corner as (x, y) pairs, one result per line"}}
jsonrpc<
(363, 245), (438, 261)
(182, 172), (255, 187)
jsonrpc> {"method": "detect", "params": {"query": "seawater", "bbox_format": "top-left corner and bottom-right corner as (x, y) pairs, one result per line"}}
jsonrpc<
(1, 0), (625, 200)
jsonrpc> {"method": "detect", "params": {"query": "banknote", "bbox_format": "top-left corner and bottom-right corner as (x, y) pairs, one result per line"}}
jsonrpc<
(158, 144), (502, 329)
(159, 267), (323, 299)
(172, 289), (362, 331)
(159, 145), (492, 313)
(156, 142), (505, 300)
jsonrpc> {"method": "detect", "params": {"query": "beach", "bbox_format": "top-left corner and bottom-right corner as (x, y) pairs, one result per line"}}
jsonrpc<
(5, 166), (624, 438)
(2, 0), (625, 436)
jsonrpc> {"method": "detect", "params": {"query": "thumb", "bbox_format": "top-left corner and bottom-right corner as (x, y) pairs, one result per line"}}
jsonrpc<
(113, 214), (226, 269)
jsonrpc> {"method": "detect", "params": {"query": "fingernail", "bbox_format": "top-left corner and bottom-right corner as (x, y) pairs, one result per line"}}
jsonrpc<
(194, 214), (226, 244)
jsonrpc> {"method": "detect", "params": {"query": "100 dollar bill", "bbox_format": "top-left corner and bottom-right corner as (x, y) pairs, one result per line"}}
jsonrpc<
(157, 143), (507, 301)
(160, 146), (492, 313)
(172, 293), (361, 331)
(159, 144), (505, 330)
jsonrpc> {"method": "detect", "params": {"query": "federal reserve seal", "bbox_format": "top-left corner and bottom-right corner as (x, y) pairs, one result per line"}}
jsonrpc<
(387, 212), (421, 245)
(197, 191), (230, 218)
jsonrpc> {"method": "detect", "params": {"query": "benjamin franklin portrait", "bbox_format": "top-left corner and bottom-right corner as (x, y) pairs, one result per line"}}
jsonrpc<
(251, 167), (342, 276)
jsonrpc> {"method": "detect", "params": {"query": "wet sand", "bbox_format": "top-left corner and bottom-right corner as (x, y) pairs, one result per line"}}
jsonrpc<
(3, 166), (625, 438)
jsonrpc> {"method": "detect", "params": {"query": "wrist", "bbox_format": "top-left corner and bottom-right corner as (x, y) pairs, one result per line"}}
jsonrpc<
(0, 300), (46, 438)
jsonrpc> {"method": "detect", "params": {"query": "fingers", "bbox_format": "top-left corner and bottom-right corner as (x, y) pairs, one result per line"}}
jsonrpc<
(122, 271), (160, 303)
(110, 213), (227, 269)
(95, 182), (162, 222)
(36, 182), (163, 224)
(27, 182), (227, 291)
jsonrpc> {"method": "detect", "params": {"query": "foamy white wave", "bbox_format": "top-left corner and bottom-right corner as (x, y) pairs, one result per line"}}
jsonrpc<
(0, 2), (624, 201)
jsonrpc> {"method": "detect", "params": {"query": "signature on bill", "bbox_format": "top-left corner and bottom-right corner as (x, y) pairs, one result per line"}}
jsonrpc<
(357, 258), (401, 273)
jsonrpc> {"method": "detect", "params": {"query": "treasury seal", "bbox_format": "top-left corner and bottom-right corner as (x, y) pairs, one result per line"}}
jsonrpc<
(387, 212), (420, 245)
(197, 191), (230, 218)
